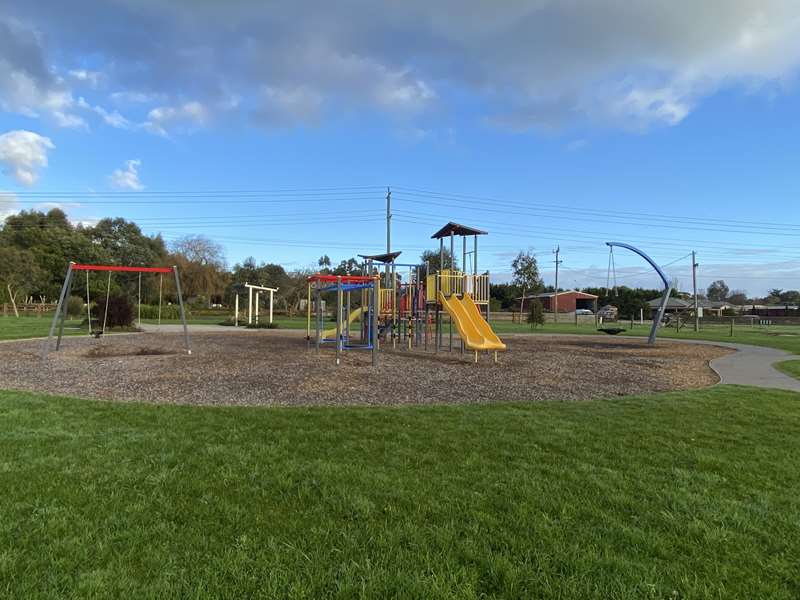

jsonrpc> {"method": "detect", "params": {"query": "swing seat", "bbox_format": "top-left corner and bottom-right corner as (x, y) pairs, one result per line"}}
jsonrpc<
(91, 330), (105, 339)
(597, 327), (626, 335)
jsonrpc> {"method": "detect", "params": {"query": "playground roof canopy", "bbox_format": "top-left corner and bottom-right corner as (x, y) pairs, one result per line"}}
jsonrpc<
(358, 251), (402, 263)
(431, 222), (488, 239)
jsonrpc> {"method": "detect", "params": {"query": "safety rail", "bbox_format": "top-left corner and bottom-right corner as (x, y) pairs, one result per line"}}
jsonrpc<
(426, 271), (490, 305)
(379, 288), (395, 315)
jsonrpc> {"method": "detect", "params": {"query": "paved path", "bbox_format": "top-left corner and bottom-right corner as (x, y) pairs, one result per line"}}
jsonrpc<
(705, 341), (800, 392)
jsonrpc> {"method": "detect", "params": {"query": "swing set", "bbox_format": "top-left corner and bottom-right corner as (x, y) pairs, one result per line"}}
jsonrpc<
(42, 262), (191, 357)
(599, 242), (672, 344)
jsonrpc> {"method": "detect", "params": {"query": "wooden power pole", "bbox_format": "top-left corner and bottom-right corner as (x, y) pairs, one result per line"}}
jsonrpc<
(553, 246), (562, 324)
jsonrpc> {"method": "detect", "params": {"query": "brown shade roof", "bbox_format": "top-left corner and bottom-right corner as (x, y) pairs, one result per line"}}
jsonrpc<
(430, 222), (488, 239)
(358, 251), (402, 263)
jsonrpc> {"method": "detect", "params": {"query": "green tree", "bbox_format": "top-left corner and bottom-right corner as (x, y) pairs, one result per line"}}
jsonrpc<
(0, 247), (46, 316)
(707, 280), (730, 302)
(84, 218), (168, 267)
(419, 248), (457, 274)
(0, 209), (104, 300)
(317, 255), (332, 274)
(727, 290), (749, 305)
(511, 250), (542, 294)
(527, 298), (545, 328)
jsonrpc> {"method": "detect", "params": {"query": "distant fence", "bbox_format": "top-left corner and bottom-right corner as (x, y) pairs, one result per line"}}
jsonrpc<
(502, 311), (597, 325)
(2, 303), (58, 316)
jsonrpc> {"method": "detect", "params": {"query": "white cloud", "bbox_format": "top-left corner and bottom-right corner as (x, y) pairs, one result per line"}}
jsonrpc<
(68, 69), (102, 87)
(4, 2), (800, 132)
(143, 101), (209, 136)
(0, 130), (55, 186)
(76, 97), (130, 129)
(108, 159), (144, 190)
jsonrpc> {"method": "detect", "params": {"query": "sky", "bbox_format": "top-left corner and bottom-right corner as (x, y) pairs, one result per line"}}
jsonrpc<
(1, 0), (800, 296)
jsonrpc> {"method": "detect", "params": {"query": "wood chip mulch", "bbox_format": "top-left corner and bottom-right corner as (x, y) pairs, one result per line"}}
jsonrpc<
(0, 332), (732, 407)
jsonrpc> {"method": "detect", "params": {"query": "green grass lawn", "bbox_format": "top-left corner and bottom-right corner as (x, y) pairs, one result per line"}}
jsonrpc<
(775, 360), (800, 380)
(1, 387), (799, 599)
(0, 315), (84, 341)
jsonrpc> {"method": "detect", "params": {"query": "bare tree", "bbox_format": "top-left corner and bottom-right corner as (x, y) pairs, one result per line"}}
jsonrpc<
(169, 235), (228, 306)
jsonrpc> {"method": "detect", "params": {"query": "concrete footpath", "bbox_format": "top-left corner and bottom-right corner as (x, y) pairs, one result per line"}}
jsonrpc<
(705, 341), (800, 392)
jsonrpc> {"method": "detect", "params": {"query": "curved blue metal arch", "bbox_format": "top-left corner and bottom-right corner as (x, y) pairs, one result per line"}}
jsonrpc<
(606, 242), (669, 290)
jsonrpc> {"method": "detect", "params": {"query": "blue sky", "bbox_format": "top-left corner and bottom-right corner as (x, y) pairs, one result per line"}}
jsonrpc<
(2, 1), (800, 296)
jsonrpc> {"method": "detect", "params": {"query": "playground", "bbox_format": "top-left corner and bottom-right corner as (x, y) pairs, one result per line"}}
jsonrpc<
(0, 330), (729, 406)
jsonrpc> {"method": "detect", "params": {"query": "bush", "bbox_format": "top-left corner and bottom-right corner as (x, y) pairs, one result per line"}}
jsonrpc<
(138, 303), (186, 320)
(66, 296), (85, 318)
(527, 299), (545, 328)
(93, 295), (134, 329)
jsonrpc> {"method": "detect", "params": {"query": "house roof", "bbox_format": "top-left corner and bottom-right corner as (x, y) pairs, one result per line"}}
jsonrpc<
(430, 222), (488, 239)
(517, 290), (598, 301)
(647, 297), (690, 308)
(531, 290), (598, 300)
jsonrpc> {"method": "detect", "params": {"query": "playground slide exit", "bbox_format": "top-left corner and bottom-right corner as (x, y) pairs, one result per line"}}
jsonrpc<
(323, 306), (367, 339)
(438, 292), (506, 351)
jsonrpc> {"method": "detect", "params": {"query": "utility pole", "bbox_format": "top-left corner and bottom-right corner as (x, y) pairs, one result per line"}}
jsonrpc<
(692, 251), (699, 332)
(385, 186), (391, 286)
(553, 246), (562, 323)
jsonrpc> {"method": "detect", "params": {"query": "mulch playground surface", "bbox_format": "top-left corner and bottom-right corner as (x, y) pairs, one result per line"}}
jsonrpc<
(0, 331), (732, 406)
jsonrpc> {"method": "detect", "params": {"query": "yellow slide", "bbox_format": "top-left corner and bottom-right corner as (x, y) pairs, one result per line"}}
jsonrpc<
(462, 293), (507, 350)
(438, 292), (506, 351)
(322, 306), (367, 339)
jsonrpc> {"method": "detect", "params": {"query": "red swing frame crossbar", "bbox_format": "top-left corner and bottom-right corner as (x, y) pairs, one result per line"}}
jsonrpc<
(72, 264), (174, 273)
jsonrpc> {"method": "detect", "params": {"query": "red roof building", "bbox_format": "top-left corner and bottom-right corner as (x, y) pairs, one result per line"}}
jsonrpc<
(522, 290), (599, 313)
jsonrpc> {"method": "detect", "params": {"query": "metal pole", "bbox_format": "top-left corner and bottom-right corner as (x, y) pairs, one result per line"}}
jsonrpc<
(235, 294), (239, 327)
(173, 266), (192, 354)
(371, 278), (378, 366)
(449, 232), (454, 351)
(436, 238), (443, 351)
(474, 235), (478, 275)
(255, 291), (260, 324)
(306, 282), (311, 340)
(692, 251), (699, 332)
(44, 262), (74, 358)
(649, 285), (672, 345)
(269, 290), (274, 324)
(248, 284), (252, 325)
(85, 271), (91, 335)
(315, 289), (321, 353)
(137, 272), (142, 327)
(55, 266), (75, 351)
(336, 276), (342, 365)
(385, 186), (391, 287)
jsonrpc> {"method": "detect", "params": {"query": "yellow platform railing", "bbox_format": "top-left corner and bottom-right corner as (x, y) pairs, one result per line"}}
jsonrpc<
(426, 271), (489, 305)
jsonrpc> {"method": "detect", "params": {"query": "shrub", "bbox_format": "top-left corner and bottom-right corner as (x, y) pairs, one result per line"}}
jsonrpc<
(66, 296), (85, 318)
(93, 295), (134, 329)
(527, 299), (545, 328)
(138, 303), (186, 320)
